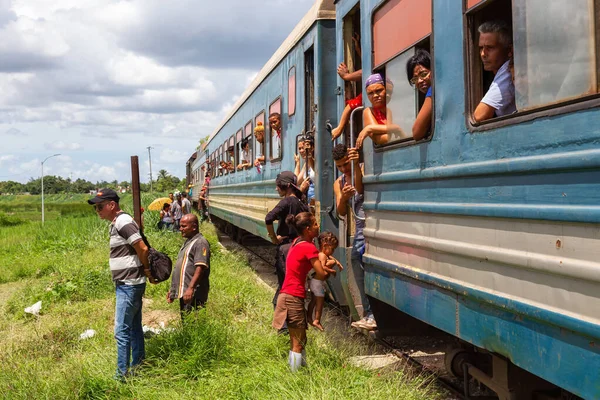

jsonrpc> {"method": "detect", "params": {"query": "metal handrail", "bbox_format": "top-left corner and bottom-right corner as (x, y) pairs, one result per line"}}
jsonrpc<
(348, 106), (366, 221)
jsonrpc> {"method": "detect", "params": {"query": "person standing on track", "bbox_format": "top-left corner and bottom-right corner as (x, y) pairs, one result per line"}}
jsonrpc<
(272, 212), (326, 371)
(265, 171), (309, 310)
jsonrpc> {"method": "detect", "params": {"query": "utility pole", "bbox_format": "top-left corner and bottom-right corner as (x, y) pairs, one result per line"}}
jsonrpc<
(147, 146), (154, 193)
(41, 153), (61, 225)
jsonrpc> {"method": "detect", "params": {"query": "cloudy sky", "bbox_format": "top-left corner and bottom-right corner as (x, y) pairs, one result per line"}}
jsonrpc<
(0, 0), (313, 184)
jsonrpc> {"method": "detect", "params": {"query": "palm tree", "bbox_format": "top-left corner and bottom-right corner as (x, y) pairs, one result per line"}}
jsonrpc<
(157, 169), (170, 181)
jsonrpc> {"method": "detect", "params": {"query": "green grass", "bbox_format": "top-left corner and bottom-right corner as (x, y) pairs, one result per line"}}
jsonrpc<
(0, 196), (440, 400)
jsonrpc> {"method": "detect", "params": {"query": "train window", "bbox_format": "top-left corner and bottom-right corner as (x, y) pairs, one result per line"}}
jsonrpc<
(235, 129), (242, 171)
(254, 111), (266, 166)
(467, 0), (597, 126)
(269, 97), (282, 161)
(288, 67), (296, 116)
(244, 121), (252, 139)
(227, 136), (235, 173)
(371, 0), (432, 146)
(222, 142), (228, 175)
(243, 121), (253, 171)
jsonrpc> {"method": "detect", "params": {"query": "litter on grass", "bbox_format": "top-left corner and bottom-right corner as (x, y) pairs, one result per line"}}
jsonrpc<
(79, 329), (96, 340)
(143, 323), (174, 337)
(24, 301), (42, 316)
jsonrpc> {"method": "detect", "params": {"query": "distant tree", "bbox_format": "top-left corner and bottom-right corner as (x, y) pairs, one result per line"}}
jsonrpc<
(0, 180), (25, 194)
(157, 169), (169, 181)
(196, 135), (210, 151)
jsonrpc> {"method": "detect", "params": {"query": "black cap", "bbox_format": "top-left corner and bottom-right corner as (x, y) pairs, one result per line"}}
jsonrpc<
(87, 188), (120, 204)
(276, 171), (300, 189)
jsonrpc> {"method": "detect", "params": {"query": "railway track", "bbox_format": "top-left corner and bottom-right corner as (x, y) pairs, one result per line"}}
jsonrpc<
(216, 229), (473, 400)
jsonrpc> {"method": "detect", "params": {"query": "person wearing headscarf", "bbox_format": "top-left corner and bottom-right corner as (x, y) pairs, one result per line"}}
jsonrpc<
(356, 73), (403, 148)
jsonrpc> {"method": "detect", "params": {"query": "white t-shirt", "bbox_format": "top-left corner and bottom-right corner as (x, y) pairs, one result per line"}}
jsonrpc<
(241, 149), (251, 163)
(481, 60), (516, 117)
(272, 130), (281, 159)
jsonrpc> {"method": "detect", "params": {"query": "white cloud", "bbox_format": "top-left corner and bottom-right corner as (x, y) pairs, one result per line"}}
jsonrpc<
(159, 148), (190, 164)
(44, 141), (83, 151)
(0, 0), (314, 183)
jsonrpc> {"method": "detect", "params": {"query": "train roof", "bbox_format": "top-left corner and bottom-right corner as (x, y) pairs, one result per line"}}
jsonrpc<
(207, 0), (335, 143)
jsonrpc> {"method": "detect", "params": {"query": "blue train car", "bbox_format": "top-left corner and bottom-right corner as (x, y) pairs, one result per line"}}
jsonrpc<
(187, 148), (206, 204)
(332, 0), (600, 398)
(197, 1), (349, 300)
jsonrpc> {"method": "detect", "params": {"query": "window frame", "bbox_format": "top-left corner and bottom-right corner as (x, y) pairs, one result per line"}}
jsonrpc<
(464, 0), (600, 132)
(221, 142), (227, 175)
(370, 0), (436, 152)
(228, 135), (235, 173)
(254, 110), (266, 165)
(268, 97), (283, 162)
(244, 121), (253, 139)
(288, 66), (296, 116)
(235, 128), (243, 171)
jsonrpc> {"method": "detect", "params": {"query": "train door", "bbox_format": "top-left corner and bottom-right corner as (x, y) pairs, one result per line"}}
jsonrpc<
(334, 4), (365, 319)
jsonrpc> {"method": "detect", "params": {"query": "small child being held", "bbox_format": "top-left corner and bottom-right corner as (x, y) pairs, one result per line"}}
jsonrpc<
(308, 231), (343, 331)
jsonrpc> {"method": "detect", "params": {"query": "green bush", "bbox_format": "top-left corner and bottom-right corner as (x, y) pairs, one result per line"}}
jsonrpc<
(0, 212), (25, 227)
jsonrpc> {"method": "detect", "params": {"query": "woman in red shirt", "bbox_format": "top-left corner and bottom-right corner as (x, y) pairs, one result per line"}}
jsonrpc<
(356, 73), (404, 148)
(272, 212), (325, 371)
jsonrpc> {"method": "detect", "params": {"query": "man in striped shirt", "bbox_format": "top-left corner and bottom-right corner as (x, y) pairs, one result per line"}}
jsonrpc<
(167, 214), (210, 319)
(88, 188), (152, 380)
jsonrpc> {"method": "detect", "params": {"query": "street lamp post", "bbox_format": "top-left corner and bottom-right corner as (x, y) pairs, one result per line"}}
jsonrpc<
(41, 153), (61, 225)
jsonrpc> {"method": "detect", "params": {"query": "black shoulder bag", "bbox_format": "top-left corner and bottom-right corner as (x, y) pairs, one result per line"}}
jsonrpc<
(140, 230), (173, 283)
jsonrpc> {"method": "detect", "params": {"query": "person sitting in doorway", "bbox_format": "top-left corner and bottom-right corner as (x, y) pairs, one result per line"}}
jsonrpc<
(406, 49), (433, 141)
(473, 20), (516, 122)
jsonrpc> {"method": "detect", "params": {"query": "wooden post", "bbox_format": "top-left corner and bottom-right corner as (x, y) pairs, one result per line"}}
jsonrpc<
(131, 156), (142, 229)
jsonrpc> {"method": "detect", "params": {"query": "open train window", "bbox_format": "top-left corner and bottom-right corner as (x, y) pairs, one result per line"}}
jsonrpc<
(222, 142), (228, 175)
(269, 97), (282, 161)
(343, 5), (362, 100)
(242, 121), (253, 171)
(227, 136), (235, 173)
(466, 0), (597, 128)
(235, 129), (243, 171)
(254, 111), (266, 166)
(288, 67), (296, 117)
(371, 0), (433, 148)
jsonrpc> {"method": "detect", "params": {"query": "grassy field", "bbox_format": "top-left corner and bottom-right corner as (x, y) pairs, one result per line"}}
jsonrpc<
(0, 195), (440, 399)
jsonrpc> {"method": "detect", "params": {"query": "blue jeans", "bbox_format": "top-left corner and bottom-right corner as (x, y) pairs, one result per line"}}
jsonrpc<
(114, 283), (146, 377)
(351, 237), (372, 317)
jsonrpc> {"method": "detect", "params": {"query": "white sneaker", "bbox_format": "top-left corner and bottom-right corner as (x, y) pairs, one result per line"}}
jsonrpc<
(351, 317), (377, 330)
